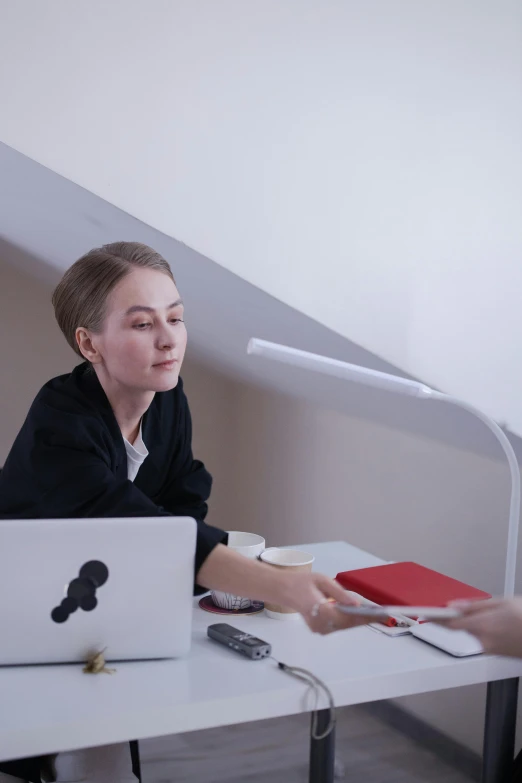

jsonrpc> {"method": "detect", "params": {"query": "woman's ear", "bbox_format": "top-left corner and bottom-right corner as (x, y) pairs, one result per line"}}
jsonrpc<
(75, 327), (102, 364)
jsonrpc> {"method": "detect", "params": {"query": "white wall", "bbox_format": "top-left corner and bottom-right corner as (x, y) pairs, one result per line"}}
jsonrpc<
(1, 257), (520, 754)
(180, 361), (240, 532)
(0, 260), (73, 462)
(1, 0), (521, 431)
(231, 386), (510, 596)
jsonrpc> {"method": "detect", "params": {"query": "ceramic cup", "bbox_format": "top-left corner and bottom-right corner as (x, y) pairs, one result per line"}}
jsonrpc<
(259, 547), (315, 619)
(211, 531), (266, 611)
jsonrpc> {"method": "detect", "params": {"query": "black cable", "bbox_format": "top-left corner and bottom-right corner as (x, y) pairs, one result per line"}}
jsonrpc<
(271, 657), (336, 740)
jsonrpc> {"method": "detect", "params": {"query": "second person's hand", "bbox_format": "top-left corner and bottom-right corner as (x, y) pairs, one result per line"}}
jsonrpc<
(441, 598), (522, 658)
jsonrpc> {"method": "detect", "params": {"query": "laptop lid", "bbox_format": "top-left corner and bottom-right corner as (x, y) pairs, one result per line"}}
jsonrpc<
(0, 517), (196, 665)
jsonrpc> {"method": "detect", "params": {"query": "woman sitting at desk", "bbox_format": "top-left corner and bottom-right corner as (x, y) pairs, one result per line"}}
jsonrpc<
(0, 242), (365, 783)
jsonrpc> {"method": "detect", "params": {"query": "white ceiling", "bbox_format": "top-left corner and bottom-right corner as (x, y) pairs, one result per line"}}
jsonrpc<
(1, 141), (520, 463)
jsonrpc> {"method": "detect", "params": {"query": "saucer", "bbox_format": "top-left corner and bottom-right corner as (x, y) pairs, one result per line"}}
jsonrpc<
(199, 595), (265, 616)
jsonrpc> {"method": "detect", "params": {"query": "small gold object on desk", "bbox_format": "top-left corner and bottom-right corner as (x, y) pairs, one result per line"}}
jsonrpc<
(83, 648), (116, 675)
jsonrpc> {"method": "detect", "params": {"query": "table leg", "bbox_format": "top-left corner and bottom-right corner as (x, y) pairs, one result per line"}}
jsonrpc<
(130, 740), (142, 782)
(482, 678), (519, 783)
(309, 710), (336, 783)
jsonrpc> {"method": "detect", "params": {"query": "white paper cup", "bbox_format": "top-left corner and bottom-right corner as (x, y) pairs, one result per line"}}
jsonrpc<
(211, 532), (266, 611)
(259, 548), (315, 619)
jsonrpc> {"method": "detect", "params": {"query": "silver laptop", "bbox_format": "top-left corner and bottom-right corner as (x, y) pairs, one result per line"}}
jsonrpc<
(0, 517), (197, 665)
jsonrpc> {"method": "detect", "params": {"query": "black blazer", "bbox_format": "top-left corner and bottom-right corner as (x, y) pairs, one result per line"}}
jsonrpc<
(0, 362), (227, 587)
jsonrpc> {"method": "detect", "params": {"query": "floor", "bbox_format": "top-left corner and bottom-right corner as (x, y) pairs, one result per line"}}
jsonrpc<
(140, 705), (473, 783)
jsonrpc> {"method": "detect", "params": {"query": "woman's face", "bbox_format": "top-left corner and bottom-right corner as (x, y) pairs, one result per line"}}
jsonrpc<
(87, 267), (187, 393)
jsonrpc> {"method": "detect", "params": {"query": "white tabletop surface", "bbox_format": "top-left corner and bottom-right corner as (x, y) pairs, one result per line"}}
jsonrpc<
(1, 540), (521, 762)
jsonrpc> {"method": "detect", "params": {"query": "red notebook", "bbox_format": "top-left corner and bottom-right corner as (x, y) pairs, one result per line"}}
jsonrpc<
(336, 562), (491, 608)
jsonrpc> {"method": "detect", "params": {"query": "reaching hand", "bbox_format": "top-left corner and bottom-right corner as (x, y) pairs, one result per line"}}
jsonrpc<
(198, 544), (376, 635)
(443, 598), (522, 658)
(284, 571), (374, 635)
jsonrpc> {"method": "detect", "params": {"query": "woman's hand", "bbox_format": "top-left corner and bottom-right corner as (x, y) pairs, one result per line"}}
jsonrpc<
(197, 544), (373, 635)
(279, 570), (372, 634)
(443, 598), (522, 658)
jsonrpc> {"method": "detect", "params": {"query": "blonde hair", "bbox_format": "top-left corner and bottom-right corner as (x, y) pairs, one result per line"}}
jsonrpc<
(52, 241), (175, 358)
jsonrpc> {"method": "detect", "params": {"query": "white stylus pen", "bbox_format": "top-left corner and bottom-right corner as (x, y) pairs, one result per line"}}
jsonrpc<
(336, 605), (462, 619)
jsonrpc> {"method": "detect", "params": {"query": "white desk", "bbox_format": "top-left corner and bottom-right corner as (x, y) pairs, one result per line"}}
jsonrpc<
(1, 541), (521, 782)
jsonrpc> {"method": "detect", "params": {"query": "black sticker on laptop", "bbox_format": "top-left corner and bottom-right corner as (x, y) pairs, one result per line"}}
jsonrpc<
(51, 561), (109, 623)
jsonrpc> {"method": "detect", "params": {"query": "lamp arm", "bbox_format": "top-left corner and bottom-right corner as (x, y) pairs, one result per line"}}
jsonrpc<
(430, 393), (520, 598)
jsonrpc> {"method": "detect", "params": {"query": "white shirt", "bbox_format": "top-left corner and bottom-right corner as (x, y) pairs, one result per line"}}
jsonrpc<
(123, 422), (149, 482)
